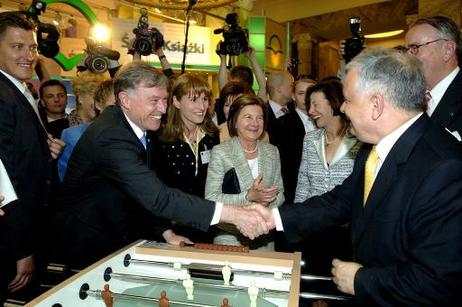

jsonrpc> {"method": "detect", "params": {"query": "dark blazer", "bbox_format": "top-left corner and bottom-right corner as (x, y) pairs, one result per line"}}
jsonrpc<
(0, 73), (52, 263)
(277, 111), (307, 203)
(151, 133), (219, 197)
(53, 106), (216, 269)
(280, 114), (462, 305)
(432, 69), (462, 136)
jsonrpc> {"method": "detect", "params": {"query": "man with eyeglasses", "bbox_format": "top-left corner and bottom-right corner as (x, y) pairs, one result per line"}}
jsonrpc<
(405, 16), (462, 140)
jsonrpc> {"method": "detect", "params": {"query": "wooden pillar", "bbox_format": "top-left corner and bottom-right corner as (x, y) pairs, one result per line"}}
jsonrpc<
(293, 33), (313, 77)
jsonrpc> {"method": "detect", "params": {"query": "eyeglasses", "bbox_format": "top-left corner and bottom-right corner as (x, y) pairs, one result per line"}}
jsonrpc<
(405, 38), (448, 55)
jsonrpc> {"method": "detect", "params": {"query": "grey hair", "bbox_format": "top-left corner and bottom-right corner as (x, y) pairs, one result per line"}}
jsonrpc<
(346, 48), (426, 113)
(266, 71), (293, 97)
(411, 16), (462, 61)
(113, 61), (168, 106)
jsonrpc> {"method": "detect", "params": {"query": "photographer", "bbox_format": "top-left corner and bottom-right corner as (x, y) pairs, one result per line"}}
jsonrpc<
(218, 47), (267, 102)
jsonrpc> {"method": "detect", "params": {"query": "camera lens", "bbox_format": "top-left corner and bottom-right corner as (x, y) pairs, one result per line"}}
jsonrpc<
(86, 56), (108, 73)
(134, 38), (153, 56)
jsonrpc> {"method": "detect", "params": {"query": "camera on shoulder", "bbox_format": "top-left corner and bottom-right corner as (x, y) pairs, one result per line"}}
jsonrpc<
(214, 13), (249, 56)
(131, 8), (164, 56)
(78, 37), (120, 74)
(344, 17), (365, 63)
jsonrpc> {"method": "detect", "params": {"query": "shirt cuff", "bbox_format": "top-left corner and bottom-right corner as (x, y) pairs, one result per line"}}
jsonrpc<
(210, 202), (223, 225)
(273, 208), (284, 231)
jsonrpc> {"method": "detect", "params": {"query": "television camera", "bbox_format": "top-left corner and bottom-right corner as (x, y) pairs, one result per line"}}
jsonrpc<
(131, 8), (165, 56)
(214, 13), (249, 56)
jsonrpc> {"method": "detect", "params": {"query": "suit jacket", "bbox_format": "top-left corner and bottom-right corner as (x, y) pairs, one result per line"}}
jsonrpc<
(0, 73), (51, 263)
(432, 69), (462, 137)
(265, 103), (287, 145)
(294, 129), (361, 202)
(277, 110), (311, 202)
(151, 133), (219, 197)
(280, 114), (462, 305)
(54, 106), (216, 268)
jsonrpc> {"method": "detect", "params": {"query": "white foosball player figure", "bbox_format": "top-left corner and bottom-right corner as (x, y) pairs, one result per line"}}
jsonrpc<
(248, 281), (259, 307)
(182, 276), (194, 300)
(222, 261), (231, 286)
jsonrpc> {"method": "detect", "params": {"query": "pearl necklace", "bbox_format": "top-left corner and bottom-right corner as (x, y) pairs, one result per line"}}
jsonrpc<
(244, 146), (258, 154)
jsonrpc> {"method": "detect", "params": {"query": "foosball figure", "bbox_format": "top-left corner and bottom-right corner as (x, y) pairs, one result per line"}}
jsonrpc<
(159, 290), (169, 307)
(182, 277), (194, 300)
(222, 261), (232, 286)
(221, 298), (230, 307)
(101, 284), (113, 307)
(248, 281), (259, 307)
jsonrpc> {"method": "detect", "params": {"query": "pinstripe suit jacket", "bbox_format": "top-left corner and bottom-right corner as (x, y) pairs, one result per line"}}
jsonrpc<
(295, 128), (361, 202)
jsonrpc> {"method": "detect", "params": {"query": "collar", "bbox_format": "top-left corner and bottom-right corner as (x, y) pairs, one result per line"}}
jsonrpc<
(269, 100), (284, 118)
(375, 113), (423, 165)
(122, 111), (145, 139)
(429, 66), (460, 115)
(295, 108), (316, 133)
(0, 69), (28, 95)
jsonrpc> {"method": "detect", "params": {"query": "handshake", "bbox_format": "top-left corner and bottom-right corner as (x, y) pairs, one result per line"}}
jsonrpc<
(221, 204), (276, 240)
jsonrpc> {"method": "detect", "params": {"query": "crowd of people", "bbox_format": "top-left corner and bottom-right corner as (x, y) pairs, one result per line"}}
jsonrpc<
(0, 10), (461, 306)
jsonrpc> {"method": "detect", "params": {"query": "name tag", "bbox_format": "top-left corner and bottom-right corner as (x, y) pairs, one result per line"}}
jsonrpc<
(200, 150), (211, 164)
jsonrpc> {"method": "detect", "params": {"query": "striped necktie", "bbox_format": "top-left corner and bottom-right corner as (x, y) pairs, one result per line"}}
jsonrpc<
(363, 146), (379, 205)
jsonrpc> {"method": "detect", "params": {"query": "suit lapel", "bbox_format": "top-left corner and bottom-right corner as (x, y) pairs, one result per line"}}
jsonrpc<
(431, 70), (462, 129)
(352, 115), (428, 244)
(228, 137), (253, 190)
(314, 130), (328, 169)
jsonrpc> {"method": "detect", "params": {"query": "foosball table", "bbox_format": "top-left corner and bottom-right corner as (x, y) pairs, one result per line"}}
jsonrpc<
(26, 240), (305, 306)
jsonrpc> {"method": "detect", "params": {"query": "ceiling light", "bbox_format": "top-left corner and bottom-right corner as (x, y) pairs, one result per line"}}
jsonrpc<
(91, 23), (111, 42)
(365, 30), (404, 39)
(154, 8), (161, 13)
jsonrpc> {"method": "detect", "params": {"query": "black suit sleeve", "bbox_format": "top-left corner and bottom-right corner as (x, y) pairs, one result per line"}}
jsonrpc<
(354, 160), (462, 306)
(0, 95), (34, 260)
(94, 127), (215, 232)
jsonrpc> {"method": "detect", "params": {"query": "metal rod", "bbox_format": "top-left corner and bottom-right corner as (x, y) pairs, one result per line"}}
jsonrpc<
(110, 272), (289, 297)
(300, 274), (334, 281)
(87, 289), (215, 307)
(130, 258), (291, 279)
(300, 292), (351, 301)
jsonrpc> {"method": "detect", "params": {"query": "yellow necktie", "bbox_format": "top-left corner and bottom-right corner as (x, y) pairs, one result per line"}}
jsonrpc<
(363, 146), (379, 205)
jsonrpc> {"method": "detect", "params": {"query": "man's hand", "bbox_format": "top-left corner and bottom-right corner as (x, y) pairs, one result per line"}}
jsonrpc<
(331, 258), (362, 295)
(249, 204), (276, 230)
(220, 205), (269, 240)
(162, 229), (193, 245)
(8, 255), (34, 292)
(47, 137), (65, 159)
(245, 47), (255, 59)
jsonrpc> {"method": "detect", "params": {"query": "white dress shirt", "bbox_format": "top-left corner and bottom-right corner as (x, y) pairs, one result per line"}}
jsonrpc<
(295, 107), (316, 133)
(273, 113), (424, 230)
(269, 100), (287, 118)
(428, 67), (459, 116)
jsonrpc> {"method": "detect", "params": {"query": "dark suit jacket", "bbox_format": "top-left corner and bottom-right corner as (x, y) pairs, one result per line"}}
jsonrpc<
(0, 73), (51, 262)
(151, 133), (219, 197)
(54, 106), (216, 268)
(280, 114), (462, 305)
(277, 111), (307, 203)
(432, 69), (462, 136)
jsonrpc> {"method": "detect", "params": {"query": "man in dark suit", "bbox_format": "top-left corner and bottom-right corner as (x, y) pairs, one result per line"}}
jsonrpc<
(252, 48), (462, 305)
(53, 62), (268, 269)
(405, 15), (462, 139)
(265, 71), (294, 145)
(0, 12), (64, 301)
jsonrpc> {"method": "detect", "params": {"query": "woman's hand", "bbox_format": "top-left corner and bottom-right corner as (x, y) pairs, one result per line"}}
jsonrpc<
(246, 174), (279, 205)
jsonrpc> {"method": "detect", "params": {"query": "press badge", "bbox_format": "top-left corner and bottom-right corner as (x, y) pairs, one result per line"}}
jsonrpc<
(200, 150), (211, 164)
